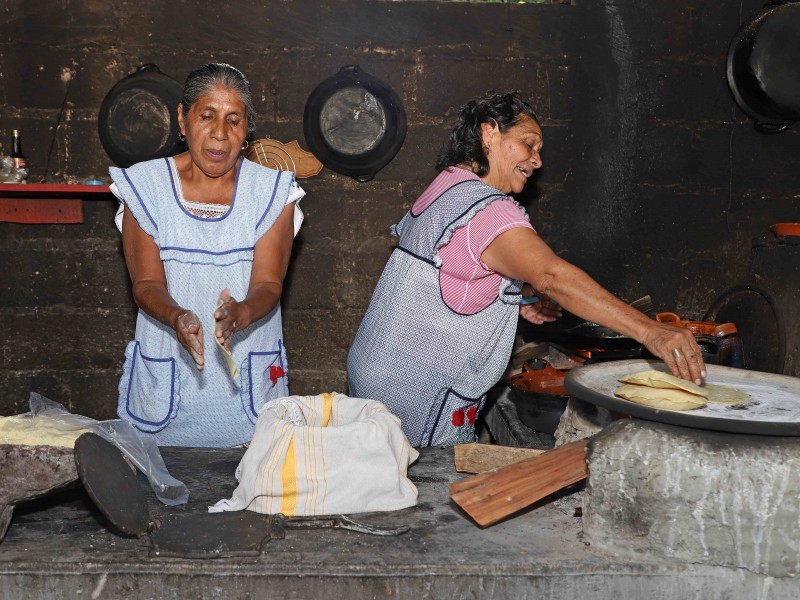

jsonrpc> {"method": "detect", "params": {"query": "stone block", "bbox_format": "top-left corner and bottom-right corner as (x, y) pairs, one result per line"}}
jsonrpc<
(289, 368), (347, 397)
(584, 419), (800, 577)
(415, 57), (546, 122)
(617, 0), (746, 58)
(0, 373), (67, 417)
(730, 125), (800, 193)
(0, 444), (79, 542)
(636, 61), (734, 122)
(61, 371), (121, 421)
(636, 123), (732, 191)
(59, 116), (113, 182)
(282, 307), (364, 374)
(508, 3), (584, 61)
(0, 310), (132, 371)
(0, 247), (131, 308)
(1, 43), (78, 111)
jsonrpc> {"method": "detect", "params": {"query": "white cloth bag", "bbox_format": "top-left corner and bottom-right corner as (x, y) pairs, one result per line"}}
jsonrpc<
(209, 393), (419, 516)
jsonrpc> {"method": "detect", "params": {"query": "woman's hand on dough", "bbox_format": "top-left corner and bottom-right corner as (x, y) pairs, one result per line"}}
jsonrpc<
(641, 322), (707, 384)
(174, 310), (204, 370)
(214, 288), (241, 352)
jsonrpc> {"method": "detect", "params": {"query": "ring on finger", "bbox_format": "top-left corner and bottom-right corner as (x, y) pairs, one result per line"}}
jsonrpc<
(672, 348), (682, 360)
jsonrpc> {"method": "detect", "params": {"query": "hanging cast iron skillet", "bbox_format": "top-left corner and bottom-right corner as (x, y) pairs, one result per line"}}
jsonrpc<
(727, 0), (800, 134)
(98, 64), (186, 167)
(303, 65), (407, 182)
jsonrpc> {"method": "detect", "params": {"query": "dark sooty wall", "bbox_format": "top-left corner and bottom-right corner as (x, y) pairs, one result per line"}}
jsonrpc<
(1, 0), (798, 419)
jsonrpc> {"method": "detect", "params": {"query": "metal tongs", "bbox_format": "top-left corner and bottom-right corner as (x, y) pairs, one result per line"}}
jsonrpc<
(277, 514), (410, 536)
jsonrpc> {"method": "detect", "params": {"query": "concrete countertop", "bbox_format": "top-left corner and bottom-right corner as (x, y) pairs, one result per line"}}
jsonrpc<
(0, 446), (794, 599)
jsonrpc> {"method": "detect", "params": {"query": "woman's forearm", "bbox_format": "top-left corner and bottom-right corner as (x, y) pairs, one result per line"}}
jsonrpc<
(233, 281), (283, 330)
(131, 279), (186, 331)
(534, 260), (655, 343)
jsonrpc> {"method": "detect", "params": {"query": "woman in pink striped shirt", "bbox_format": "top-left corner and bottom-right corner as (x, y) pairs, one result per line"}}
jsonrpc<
(347, 92), (705, 447)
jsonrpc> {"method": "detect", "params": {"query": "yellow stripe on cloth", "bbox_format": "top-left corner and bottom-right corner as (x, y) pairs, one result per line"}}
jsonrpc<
(322, 392), (334, 427)
(280, 432), (299, 516)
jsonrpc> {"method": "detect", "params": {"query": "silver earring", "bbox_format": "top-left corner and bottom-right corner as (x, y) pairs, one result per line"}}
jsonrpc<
(179, 133), (186, 142)
(242, 140), (249, 150)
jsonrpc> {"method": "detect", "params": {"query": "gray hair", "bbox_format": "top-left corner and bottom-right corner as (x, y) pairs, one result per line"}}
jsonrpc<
(181, 63), (256, 135)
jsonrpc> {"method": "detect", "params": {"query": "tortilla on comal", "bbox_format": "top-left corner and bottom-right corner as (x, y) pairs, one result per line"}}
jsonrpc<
(618, 369), (749, 405)
(618, 370), (707, 396)
(614, 383), (707, 411)
(700, 382), (749, 405)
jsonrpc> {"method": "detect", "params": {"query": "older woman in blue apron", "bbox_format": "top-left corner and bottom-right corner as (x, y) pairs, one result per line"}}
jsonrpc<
(348, 91), (705, 447)
(111, 63), (303, 447)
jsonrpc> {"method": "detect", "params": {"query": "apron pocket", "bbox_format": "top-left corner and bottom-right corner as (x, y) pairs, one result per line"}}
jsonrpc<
(118, 340), (181, 433)
(240, 344), (289, 423)
(422, 388), (485, 447)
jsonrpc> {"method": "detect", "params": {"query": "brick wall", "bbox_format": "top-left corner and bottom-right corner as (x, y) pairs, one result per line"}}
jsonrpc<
(1, 0), (798, 418)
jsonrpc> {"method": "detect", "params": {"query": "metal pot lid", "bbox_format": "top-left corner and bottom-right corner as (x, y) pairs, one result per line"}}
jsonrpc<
(303, 65), (407, 182)
(98, 64), (185, 167)
(726, 2), (800, 131)
(565, 359), (800, 436)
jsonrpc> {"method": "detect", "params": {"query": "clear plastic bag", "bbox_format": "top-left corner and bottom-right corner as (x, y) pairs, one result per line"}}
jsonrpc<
(28, 392), (189, 505)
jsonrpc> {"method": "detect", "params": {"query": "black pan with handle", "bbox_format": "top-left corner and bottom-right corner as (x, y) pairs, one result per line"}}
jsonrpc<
(98, 64), (186, 167)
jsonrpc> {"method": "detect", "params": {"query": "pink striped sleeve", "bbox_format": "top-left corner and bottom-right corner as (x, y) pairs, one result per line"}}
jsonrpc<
(438, 199), (533, 314)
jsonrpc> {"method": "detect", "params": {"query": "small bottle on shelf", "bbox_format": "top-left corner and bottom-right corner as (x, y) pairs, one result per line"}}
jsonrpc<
(11, 129), (26, 169)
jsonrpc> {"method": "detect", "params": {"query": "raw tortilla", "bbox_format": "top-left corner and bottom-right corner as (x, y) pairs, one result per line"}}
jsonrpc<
(0, 414), (88, 447)
(614, 384), (707, 411)
(215, 298), (240, 379)
(618, 369), (749, 405)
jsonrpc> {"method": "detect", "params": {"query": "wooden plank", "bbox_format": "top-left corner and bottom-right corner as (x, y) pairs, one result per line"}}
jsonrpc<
(454, 443), (546, 474)
(0, 198), (83, 223)
(450, 439), (588, 528)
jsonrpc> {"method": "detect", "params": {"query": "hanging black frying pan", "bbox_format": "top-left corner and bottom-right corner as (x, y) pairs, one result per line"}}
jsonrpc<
(98, 64), (186, 167)
(303, 65), (407, 182)
(727, 0), (800, 134)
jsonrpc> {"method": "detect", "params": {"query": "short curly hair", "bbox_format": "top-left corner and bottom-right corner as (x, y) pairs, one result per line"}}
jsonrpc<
(435, 91), (538, 177)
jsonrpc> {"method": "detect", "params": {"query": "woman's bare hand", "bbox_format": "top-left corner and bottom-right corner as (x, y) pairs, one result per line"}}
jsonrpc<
(214, 288), (241, 352)
(641, 322), (707, 384)
(519, 285), (562, 325)
(174, 311), (204, 370)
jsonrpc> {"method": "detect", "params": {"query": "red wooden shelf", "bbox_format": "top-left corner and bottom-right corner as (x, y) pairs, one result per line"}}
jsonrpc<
(0, 184), (112, 223)
(0, 183), (112, 197)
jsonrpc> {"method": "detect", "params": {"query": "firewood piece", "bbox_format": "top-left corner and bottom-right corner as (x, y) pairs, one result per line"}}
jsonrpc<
(454, 443), (546, 474)
(450, 439), (588, 528)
